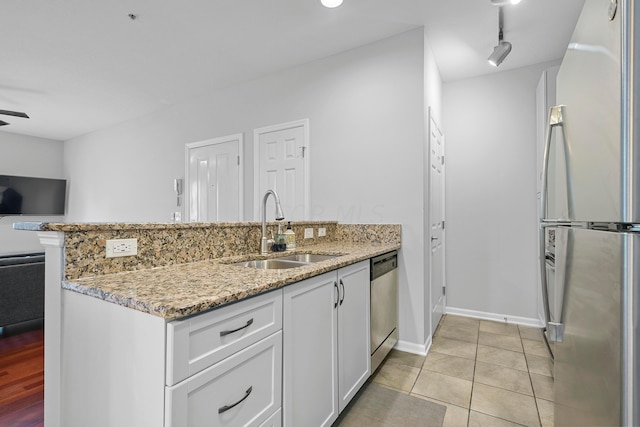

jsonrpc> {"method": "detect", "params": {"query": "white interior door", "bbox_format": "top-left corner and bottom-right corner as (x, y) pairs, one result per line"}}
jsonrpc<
(429, 111), (445, 334)
(185, 134), (243, 222)
(254, 120), (309, 221)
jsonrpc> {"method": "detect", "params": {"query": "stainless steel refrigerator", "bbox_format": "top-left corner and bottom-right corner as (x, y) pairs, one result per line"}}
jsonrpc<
(538, 0), (638, 425)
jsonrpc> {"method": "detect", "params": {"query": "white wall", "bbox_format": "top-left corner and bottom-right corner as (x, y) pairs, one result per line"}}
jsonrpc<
(64, 28), (438, 349)
(0, 131), (65, 256)
(443, 61), (558, 321)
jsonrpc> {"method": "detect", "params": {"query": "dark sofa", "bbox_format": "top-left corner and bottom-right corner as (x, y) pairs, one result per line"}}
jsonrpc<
(0, 253), (45, 333)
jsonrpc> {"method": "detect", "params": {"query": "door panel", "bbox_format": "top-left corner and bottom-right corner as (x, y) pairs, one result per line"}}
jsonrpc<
(555, 227), (622, 426)
(555, 0), (622, 222)
(429, 112), (445, 334)
(255, 121), (308, 221)
(337, 262), (370, 412)
(282, 273), (338, 427)
(187, 137), (241, 222)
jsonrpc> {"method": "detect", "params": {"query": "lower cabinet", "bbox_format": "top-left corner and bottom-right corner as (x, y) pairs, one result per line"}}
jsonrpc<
(165, 332), (282, 427)
(282, 261), (371, 427)
(60, 261), (372, 427)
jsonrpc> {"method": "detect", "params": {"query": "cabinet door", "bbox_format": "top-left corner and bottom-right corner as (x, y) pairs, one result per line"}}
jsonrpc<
(258, 408), (281, 427)
(165, 332), (281, 427)
(337, 261), (371, 412)
(283, 272), (338, 427)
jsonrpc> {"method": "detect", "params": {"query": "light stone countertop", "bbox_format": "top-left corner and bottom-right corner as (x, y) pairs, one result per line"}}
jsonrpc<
(63, 241), (400, 320)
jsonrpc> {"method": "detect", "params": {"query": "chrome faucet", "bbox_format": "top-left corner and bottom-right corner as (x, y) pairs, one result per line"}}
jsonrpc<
(261, 189), (285, 255)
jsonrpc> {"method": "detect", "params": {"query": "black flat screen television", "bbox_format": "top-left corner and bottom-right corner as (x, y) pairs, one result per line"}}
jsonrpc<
(0, 175), (66, 215)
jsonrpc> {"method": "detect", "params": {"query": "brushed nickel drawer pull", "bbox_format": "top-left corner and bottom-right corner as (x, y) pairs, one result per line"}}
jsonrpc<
(218, 386), (253, 414)
(220, 318), (254, 337)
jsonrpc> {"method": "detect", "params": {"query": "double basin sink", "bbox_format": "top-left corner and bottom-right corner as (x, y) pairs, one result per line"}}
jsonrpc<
(233, 253), (338, 270)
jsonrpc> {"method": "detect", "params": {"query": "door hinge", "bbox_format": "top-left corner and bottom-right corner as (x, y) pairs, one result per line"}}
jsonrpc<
(237, 155), (240, 166)
(442, 220), (445, 230)
(441, 155), (445, 165)
(442, 286), (446, 296)
(301, 146), (306, 158)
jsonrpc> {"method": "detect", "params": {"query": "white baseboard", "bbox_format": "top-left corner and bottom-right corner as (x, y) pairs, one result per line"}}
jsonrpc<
(393, 308), (543, 357)
(395, 335), (432, 356)
(445, 306), (544, 328)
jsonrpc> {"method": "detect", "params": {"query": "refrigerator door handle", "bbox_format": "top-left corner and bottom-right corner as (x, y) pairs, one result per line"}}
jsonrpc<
(540, 106), (566, 327)
(540, 106), (565, 223)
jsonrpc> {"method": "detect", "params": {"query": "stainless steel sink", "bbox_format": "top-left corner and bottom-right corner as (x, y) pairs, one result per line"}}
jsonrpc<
(232, 254), (339, 269)
(276, 254), (338, 263)
(233, 259), (309, 269)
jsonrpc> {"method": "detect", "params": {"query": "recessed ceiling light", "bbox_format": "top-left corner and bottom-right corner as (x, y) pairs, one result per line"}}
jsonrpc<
(491, 0), (521, 5)
(321, 0), (343, 8)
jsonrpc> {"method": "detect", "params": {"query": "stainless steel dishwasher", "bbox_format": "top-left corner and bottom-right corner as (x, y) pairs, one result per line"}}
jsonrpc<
(370, 250), (398, 372)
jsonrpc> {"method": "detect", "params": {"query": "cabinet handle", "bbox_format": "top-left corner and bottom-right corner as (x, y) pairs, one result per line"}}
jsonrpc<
(218, 386), (253, 414)
(339, 279), (345, 306)
(220, 318), (254, 337)
(334, 281), (339, 308)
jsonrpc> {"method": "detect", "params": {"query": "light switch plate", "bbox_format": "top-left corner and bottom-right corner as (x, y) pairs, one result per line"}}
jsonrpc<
(106, 238), (138, 258)
(318, 227), (326, 237)
(304, 228), (314, 239)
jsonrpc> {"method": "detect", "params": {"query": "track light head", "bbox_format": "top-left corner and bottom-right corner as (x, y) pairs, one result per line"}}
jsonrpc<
(488, 41), (512, 66)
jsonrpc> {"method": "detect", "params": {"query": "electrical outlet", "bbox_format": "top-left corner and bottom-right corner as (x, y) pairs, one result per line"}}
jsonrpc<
(106, 238), (138, 258)
(318, 227), (326, 237)
(304, 228), (314, 239)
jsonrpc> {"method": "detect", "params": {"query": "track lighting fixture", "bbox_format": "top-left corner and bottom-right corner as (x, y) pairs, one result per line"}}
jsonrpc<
(488, 7), (512, 67)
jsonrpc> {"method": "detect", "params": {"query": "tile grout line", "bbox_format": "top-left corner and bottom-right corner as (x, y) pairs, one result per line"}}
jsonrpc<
(520, 326), (545, 427)
(466, 319), (480, 427)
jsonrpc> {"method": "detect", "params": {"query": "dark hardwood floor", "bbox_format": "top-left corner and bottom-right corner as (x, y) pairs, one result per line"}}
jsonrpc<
(0, 328), (44, 427)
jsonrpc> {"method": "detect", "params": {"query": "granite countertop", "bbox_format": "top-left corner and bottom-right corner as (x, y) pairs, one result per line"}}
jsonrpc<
(64, 241), (400, 321)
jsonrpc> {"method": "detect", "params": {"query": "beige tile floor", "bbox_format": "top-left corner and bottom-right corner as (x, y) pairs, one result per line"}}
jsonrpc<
(368, 314), (554, 427)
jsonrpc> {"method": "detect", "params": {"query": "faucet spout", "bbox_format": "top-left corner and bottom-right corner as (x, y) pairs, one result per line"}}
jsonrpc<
(261, 189), (285, 255)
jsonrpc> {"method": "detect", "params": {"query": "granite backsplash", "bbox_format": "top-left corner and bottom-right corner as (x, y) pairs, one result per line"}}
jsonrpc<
(17, 221), (400, 280)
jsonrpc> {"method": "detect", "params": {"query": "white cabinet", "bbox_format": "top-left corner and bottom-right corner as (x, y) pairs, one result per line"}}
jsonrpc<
(60, 288), (283, 427)
(165, 332), (282, 427)
(59, 260), (374, 427)
(165, 290), (283, 427)
(336, 262), (371, 411)
(282, 261), (370, 427)
(166, 290), (283, 386)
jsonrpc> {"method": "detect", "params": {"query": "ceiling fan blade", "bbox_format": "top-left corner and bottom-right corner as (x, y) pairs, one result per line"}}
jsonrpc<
(0, 110), (29, 119)
(0, 120), (9, 126)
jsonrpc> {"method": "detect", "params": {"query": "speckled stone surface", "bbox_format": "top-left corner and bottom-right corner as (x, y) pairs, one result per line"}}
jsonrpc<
(63, 241), (400, 320)
(14, 220), (401, 320)
(336, 224), (401, 243)
(15, 221), (340, 280)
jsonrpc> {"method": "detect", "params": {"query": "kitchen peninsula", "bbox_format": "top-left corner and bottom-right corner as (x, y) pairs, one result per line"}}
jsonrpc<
(15, 221), (400, 427)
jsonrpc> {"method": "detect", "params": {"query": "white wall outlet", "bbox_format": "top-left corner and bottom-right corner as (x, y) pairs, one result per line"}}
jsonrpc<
(318, 227), (326, 237)
(106, 238), (138, 258)
(304, 228), (314, 239)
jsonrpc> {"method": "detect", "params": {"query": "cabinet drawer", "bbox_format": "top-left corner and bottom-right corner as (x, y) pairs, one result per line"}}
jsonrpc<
(165, 331), (282, 427)
(259, 408), (281, 427)
(167, 290), (283, 385)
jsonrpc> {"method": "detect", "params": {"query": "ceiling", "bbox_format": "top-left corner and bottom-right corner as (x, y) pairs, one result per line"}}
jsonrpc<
(0, 0), (585, 141)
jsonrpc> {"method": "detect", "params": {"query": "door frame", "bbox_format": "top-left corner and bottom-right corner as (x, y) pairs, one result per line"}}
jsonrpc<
(253, 119), (310, 220)
(184, 133), (244, 222)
